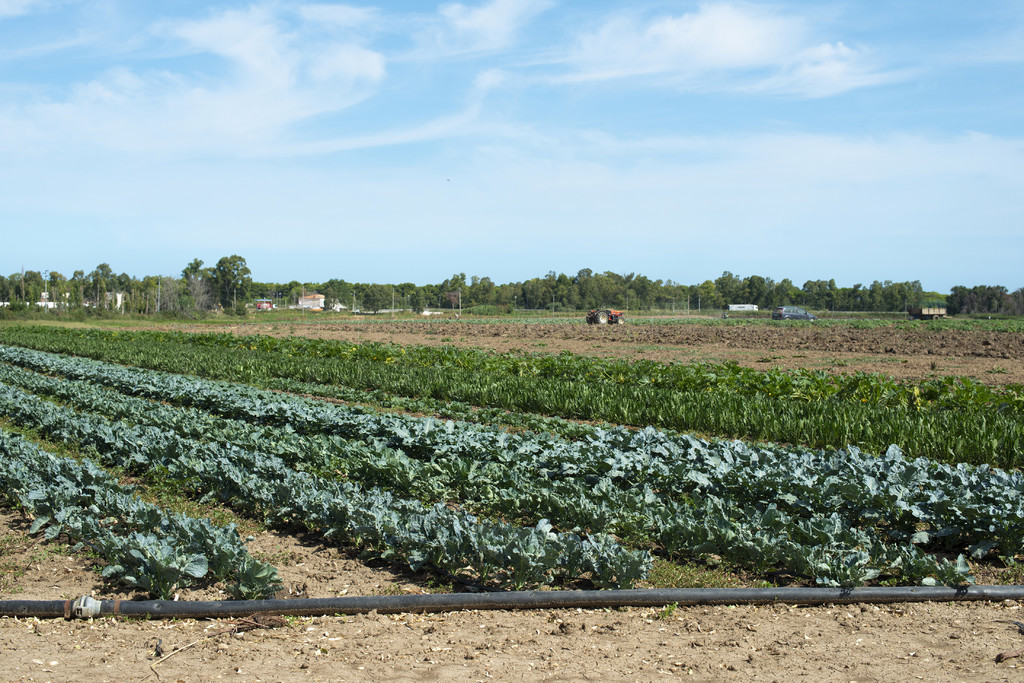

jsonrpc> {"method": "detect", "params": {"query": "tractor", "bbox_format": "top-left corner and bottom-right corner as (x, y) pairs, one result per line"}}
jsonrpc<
(586, 309), (625, 325)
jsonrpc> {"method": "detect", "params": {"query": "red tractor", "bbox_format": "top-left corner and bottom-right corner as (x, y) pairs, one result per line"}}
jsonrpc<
(586, 309), (625, 325)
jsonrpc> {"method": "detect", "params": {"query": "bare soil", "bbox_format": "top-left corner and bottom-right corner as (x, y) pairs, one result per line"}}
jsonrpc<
(175, 318), (1024, 385)
(3, 319), (1023, 680)
(2, 510), (1022, 682)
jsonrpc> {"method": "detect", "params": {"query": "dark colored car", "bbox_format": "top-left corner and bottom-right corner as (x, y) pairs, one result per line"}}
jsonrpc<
(771, 306), (817, 320)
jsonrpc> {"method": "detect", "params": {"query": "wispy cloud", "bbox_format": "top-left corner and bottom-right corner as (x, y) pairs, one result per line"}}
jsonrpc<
(428, 0), (553, 54)
(298, 4), (380, 29)
(273, 65), (508, 155)
(0, 0), (44, 19)
(3, 4), (386, 155)
(165, 6), (385, 95)
(275, 103), (483, 155)
(747, 41), (907, 97)
(0, 31), (95, 60)
(558, 2), (904, 96)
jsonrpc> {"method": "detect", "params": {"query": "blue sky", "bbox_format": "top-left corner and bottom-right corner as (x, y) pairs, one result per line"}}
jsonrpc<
(1, 0), (1022, 290)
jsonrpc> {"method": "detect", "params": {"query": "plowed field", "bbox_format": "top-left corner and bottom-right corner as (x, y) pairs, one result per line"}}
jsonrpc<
(183, 319), (1024, 385)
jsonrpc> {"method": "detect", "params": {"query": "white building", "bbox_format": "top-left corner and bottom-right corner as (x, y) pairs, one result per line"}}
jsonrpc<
(297, 293), (326, 310)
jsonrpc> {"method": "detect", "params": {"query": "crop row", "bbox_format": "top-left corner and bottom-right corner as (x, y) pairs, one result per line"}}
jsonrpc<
(202, 332), (1023, 414)
(0, 428), (279, 599)
(0, 327), (1019, 468)
(27, 327), (1023, 414)
(0, 357), (966, 587)
(0, 373), (649, 589)
(3, 346), (1020, 585)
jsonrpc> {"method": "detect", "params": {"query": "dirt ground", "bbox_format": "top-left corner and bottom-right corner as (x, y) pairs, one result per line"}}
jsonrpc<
(2, 319), (1023, 681)
(173, 319), (1024, 386)
(2, 511), (1023, 682)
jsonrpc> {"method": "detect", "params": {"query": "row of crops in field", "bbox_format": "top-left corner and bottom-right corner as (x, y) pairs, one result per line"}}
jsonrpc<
(0, 347), (649, 595)
(0, 326), (1019, 468)
(1, 343), (1021, 597)
(0, 429), (279, 599)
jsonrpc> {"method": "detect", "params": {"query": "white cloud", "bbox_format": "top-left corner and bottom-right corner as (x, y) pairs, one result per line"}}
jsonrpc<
(748, 41), (908, 97)
(273, 101), (482, 155)
(299, 4), (378, 29)
(561, 2), (904, 96)
(438, 0), (553, 51)
(473, 68), (508, 91)
(167, 6), (383, 89)
(566, 4), (804, 80)
(307, 43), (385, 82)
(169, 7), (296, 87)
(3, 5), (386, 154)
(643, 4), (803, 69)
(0, 0), (43, 18)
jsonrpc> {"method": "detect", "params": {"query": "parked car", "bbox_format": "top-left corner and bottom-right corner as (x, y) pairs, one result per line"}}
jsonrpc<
(771, 306), (817, 320)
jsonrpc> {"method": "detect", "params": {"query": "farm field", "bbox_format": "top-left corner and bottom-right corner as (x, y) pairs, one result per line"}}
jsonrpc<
(173, 317), (1024, 385)
(0, 319), (1022, 680)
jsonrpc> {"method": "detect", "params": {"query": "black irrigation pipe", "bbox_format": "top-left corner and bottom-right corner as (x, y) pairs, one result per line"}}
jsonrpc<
(3, 586), (1024, 621)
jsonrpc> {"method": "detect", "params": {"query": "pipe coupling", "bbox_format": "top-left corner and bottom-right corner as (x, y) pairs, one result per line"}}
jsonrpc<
(71, 596), (103, 619)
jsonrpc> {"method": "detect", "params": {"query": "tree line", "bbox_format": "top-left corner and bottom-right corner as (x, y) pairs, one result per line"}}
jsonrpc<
(0, 256), (254, 316)
(1, 256), (1020, 316)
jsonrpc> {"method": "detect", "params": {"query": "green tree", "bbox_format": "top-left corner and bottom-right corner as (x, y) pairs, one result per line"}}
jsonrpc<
(321, 279), (353, 310)
(182, 258), (205, 281)
(211, 255), (252, 309)
(769, 278), (797, 308)
(47, 272), (67, 310)
(8, 272), (22, 302)
(742, 275), (772, 308)
(70, 271), (85, 307)
(408, 290), (424, 314)
(361, 284), (392, 313)
(22, 271), (44, 304)
(715, 271), (743, 307)
(468, 276), (496, 307)
(89, 264), (113, 308)
(180, 259), (214, 311)
(694, 280), (719, 311)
